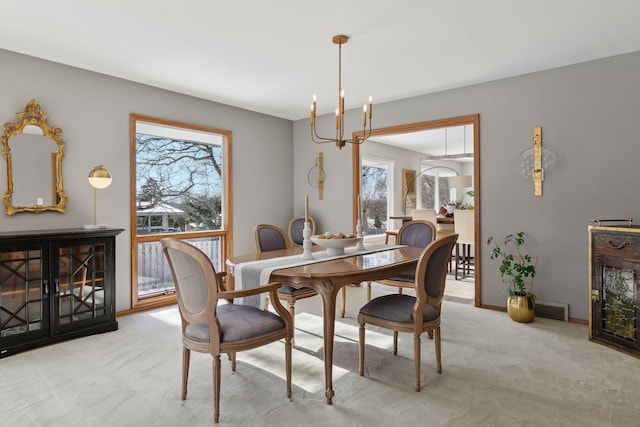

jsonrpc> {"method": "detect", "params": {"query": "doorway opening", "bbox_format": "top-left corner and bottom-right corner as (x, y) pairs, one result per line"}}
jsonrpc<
(352, 114), (480, 306)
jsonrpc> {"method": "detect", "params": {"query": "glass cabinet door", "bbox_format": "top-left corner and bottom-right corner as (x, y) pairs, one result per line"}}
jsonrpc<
(0, 246), (49, 345)
(54, 240), (110, 332)
(597, 263), (638, 345)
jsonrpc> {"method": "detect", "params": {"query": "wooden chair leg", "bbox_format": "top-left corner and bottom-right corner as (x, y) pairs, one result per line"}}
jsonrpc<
(359, 323), (365, 376)
(182, 347), (190, 400)
(366, 281), (372, 301)
(435, 327), (442, 374)
(288, 301), (296, 347)
(393, 331), (399, 355)
(213, 354), (221, 423)
(414, 333), (421, 392)
(285, 338), (292, 398)
(340, 287), (346, 318)
(264, 296), (270, 311)
(230, 352), (236, 372)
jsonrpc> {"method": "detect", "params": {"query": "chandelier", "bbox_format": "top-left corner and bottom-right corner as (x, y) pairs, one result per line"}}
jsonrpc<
(310, 35), (373, 149)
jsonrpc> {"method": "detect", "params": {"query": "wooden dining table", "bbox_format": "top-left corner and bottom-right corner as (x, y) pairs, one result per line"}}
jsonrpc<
(226, 244), (424, 404)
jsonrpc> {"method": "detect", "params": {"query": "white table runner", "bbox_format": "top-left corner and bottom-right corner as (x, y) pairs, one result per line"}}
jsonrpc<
(234, 243), (403, 306)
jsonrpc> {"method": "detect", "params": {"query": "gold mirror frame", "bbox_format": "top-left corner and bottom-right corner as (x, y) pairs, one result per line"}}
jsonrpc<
(0, 100), (67, 215)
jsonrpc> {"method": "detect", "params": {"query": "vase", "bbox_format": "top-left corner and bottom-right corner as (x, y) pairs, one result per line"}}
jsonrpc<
(506, 295), (536, 323)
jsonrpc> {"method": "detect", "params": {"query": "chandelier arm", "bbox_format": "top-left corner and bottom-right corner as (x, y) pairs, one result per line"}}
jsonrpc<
(359, 121), (373, 143)
(346, 121), (373, 145)
(311, 124), (340, 144)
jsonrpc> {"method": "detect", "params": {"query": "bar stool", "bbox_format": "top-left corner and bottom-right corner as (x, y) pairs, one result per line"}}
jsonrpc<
(453, 210), (475, 279)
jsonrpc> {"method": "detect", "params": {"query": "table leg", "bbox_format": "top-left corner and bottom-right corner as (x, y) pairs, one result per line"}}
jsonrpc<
(316, 279), (340, 404)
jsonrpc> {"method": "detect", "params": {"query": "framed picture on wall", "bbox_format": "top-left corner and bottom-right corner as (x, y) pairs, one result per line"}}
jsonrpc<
(402, 169), (416, 212)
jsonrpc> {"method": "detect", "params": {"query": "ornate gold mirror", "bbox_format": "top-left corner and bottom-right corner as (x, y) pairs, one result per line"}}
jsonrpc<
(0, 100), (67, 214)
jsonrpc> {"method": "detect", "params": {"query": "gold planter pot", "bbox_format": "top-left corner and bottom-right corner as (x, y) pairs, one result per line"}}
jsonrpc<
(507, 295), (536, 323)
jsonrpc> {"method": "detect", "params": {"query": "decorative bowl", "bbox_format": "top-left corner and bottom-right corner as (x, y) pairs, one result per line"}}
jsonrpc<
(310, 236), (360, 256)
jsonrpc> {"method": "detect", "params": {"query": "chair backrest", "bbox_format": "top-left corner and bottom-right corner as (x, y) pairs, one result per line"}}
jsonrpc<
(411, 209), (437, 224)
(161, 238), (219, 329)
(453, 210), (474, 245)
(254, 224), (290, 252)
(415, 234), (459, 309)
(397, 220), (436, 248)
(288, 216), (316, 247)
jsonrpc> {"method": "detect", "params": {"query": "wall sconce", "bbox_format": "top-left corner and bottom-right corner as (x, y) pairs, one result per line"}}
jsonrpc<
(519, 126), (556, 196)
(84, 165), (112, 229)
(307, 152), (325, 200)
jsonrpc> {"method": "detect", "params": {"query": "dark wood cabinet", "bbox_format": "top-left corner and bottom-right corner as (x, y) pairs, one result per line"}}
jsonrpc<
(589, 225), (640, 357)
(0, 227), (123, 358)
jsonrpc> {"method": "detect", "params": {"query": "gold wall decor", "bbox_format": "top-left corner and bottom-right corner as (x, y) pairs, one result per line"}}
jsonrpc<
(308, 152), (325, 199)
(0, 100), (67, 214)
(518, 126), (557, 197)
(532, 126), (544, 196)
(402, 168), (416, 212)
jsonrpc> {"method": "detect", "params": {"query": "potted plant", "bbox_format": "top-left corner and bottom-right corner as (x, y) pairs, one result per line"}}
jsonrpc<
(486, 232), (537, 322)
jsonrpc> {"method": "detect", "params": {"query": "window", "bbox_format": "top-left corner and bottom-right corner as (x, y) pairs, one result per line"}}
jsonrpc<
(416, 165), (457, 211)
(361, 156), (393, 236)
(130, 114), (232, 309)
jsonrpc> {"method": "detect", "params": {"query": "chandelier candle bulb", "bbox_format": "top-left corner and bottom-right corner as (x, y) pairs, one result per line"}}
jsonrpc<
(305, 193), (309, 222)
(368, 96), (373, 119)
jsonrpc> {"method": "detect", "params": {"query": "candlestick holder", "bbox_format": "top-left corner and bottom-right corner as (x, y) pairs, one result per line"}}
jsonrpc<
(301, 221), (314, 259)
(355, 219), (365, 250)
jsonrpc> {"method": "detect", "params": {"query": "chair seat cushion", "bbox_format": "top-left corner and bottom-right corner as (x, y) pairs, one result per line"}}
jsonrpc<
(359, 294), (439, 324)
(184, 304), (285, 343)
(277, 285), (316, 296)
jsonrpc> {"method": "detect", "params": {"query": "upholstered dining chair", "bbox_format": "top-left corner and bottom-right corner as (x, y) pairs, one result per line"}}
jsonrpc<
(254, 224), (292, 253)
(161, 238), (293, 424)
(287, 215), (316, 247)
(412, 208), (448, 238)
(358, 233), (458, 392)
(366, 220), (437, 301)
(255, 224), (317, 345)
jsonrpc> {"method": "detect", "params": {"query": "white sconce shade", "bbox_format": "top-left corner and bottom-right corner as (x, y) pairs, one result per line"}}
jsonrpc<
(85, 165), (112, 229)
(88, 166), (112, 189)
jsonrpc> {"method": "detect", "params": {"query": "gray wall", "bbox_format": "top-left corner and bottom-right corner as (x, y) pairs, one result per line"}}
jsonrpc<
(0, 49), (293, 311)
(294, 51), (640, 321)
(3, 46), (639, 320)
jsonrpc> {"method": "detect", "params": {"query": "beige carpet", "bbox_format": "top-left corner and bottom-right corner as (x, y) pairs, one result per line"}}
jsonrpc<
(1, 285), (638, 426)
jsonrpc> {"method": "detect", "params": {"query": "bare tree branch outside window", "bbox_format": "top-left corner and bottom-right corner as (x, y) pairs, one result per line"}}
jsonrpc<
(361, 165), (388, 235)
(136, 134), (223, 233)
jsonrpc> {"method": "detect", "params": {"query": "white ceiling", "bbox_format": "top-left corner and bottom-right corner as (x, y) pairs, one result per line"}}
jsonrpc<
(2, 1), (640, 125)
(369, 125), (474, 160)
